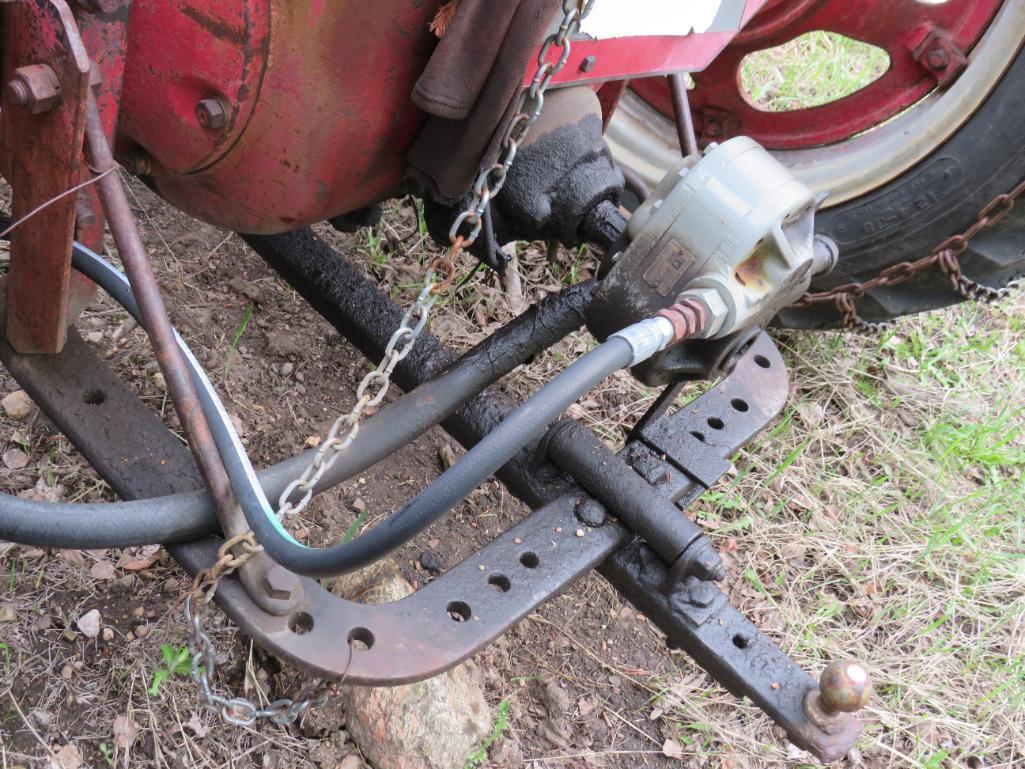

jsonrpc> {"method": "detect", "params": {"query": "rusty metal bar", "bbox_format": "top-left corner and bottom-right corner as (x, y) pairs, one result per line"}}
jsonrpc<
(82, 95), (293, 614)
(82, 93), (237, 520)
(667, 72), (699, 158)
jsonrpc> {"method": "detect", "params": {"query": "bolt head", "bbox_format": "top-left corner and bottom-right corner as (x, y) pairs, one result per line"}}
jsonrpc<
(926, 48), (949, 70)
(819, 660), (871, 713)
(8, 64), (62, 114)
(580, 54), (597, 73)
(263, 565), (301, 601)
(196, 97), (228, 130)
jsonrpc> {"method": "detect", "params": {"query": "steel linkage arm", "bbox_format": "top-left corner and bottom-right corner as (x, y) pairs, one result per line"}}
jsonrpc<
(0, 225), (867, 762)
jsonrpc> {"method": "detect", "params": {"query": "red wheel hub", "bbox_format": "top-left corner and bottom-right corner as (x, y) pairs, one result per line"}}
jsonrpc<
(631, 0), (1005, 149)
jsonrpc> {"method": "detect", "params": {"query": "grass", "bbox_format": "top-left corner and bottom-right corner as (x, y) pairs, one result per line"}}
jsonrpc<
(740, 31), (891, 112)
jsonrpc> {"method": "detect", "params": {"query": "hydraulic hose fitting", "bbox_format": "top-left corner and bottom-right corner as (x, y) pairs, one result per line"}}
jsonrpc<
(654, 297), (709, 342)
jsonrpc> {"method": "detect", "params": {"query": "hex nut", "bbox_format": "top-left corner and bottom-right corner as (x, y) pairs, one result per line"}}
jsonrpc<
(195, 97), (228, 130)
(8, 64), (62, 115)
(926, 48), (949, 70)
(262, 564), (301, 601)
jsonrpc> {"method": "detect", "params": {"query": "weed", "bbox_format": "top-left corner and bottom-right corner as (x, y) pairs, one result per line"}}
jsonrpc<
(223, 302), (254, 378)
(148, 643), (195, 696)
(99, 742), (114, 767)
(340, 509), (369, 544)
(464, 699), (511, 768)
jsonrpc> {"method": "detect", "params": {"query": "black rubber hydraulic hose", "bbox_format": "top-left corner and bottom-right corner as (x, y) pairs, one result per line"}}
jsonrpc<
(0, 244), (591, 549)
(73, 243), (672, 578)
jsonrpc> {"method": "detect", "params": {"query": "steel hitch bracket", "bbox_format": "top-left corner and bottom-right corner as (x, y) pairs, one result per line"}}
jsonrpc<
(0, 228), (867, 762)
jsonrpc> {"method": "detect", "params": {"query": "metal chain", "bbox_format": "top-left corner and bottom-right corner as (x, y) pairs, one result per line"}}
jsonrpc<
(181, 1), (597, 726)
(280, 1), (592, 518)
(183, 532), (340, 725)
(448, 0), (595, 248)
(277, 278), (438, 518)
(793, 176), (1025, 330)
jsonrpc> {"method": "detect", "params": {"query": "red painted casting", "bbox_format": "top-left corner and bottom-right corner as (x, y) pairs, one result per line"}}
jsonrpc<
(542, 0), (770, 87)
(116, 0), (438, 234)
(631, 0), (1005, 149)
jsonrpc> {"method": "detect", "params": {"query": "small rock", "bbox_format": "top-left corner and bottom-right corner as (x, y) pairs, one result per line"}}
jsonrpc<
(305, 435), (321, 448)
(419, 550), (444, 574)
(76, 609), (101, 638)
(339, 757), (363, 769)
(83, 331), (104, 345)
(2, 390), (33, 420)
(0, 603), (16, 622)
(135, 624), (151, 638)
(102, 628), (114, 641)
(30, 709), (51, 729)
(279, 362), (294, 377)
(352, 498), (367, 513)
(152, 372), (166, 391)
(567, 402), (586, 420)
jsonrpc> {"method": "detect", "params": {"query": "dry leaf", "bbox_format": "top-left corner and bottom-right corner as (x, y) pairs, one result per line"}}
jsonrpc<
(52, 743), (83, 769)
(662, 738), (684, 759)
(113, 713), (140, 749)
(119, 544), (162, 571)
(90, 560), (117, 581)
(185, 712), (209, 738)
(3, 449), (28, 470)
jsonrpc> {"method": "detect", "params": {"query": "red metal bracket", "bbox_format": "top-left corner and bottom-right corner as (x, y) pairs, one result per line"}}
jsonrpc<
(0, 0), (91, 353)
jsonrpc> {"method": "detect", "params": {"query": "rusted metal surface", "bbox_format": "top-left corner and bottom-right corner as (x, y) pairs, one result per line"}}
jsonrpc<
(4, 229), (866, 758)
(70, 0), (132, 321)
(0, 0), (91, 353)
(117, 0), (437, 233)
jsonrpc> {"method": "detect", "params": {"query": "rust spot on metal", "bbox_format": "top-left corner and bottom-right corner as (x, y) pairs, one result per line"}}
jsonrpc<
(734, 243), (772, 294)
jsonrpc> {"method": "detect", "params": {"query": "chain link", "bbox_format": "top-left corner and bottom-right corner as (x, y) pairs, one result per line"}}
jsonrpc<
(794, 176), (1025, 329)
(448, 0), (595, 248)
(183, 532), (340, 725)
(181, 1), (597, 725)
(277, 277), (438, 518)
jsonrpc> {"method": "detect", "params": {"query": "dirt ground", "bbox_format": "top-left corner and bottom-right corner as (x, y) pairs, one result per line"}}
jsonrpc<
(0, 177), (1023, 769)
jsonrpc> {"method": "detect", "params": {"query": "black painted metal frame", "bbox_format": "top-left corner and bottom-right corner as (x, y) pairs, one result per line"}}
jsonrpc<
(0, 227), (864, 761)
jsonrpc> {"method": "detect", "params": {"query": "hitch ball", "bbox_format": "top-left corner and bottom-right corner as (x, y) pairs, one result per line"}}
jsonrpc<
(819, 659), (872, 714)
(587, 137), (836, 343)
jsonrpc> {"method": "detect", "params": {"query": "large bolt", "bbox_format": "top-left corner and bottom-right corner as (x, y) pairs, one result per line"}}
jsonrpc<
(262, 564), (302, 602)
(7, 64), (62, 114)
(195, 97), (228, 130)
(819, 660), (872, 714)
